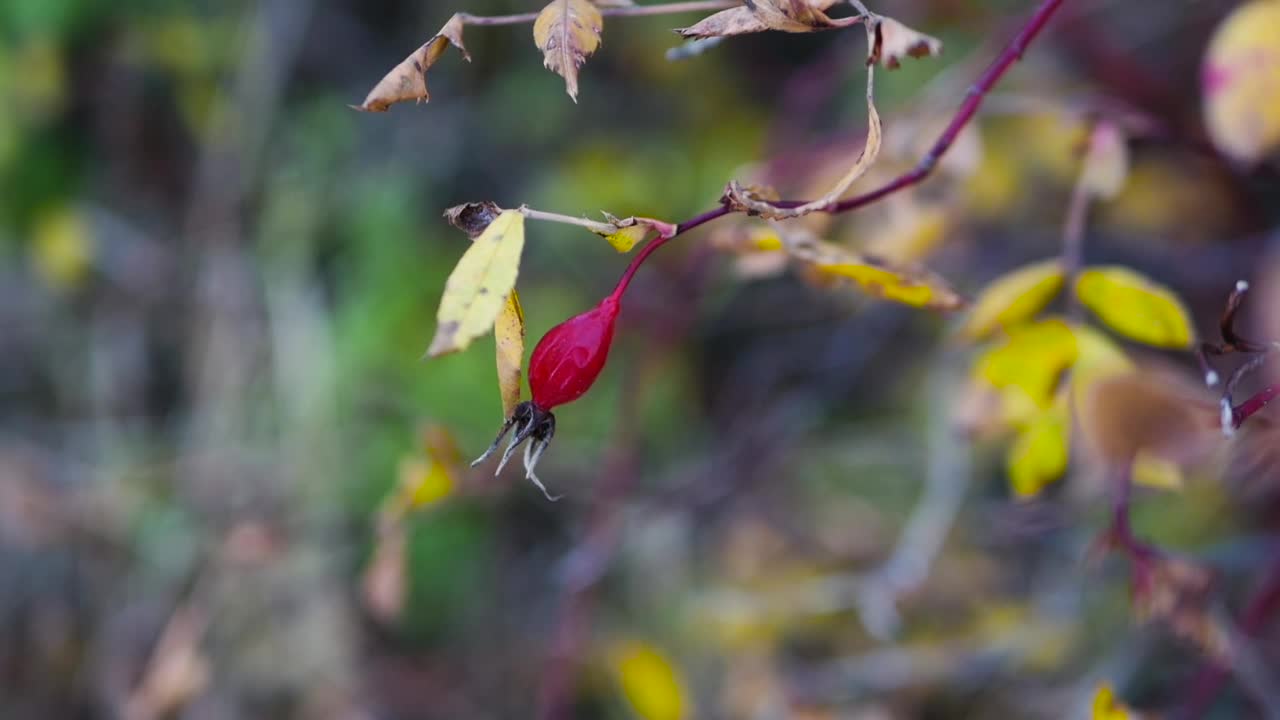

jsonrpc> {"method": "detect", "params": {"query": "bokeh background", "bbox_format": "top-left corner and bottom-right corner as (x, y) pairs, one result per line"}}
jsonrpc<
(2, 0), (1279, 717)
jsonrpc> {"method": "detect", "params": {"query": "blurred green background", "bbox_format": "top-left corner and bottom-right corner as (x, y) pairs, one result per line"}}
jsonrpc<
(1, 0), (1278, 718)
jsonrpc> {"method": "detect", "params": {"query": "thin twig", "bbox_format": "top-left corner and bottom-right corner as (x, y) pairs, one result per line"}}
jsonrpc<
(519, 207), (615, 235)
(1061, 159), (1092, 320)
(457, 0), (736, 26)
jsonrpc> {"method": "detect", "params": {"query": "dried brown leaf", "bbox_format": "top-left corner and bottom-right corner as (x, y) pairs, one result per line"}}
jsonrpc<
(870, 16), (942, 70)
(356, 14), (469, 112)
(676, 0), (862, 38)
(534, 0), (604, 102)
(1076, 370), (1220, 468)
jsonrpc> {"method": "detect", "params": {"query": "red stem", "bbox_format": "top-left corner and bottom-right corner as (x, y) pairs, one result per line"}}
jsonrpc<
(605, 0), (1067, 293)
(1234, 384), (1279, 428)
(609, 206), (730, 300)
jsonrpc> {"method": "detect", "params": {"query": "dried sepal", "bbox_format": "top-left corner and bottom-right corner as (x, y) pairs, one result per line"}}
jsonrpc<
(471, 401), (561, 501)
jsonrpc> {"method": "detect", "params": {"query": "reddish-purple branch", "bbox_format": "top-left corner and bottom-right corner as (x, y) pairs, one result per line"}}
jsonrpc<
(606, 0), (1067, 295)
(610, 205), (731, 300)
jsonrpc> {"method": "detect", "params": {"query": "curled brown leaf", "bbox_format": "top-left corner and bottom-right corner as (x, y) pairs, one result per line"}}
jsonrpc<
(356, 14), (469, 112)
(676, 0), (863, 38)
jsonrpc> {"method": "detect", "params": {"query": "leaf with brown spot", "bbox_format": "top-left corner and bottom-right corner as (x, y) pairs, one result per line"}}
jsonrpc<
(356, 14), (469, 112)
(676, 0), (863, 38)
(427, 210), (526, 357)
(534, 0), (604, 102)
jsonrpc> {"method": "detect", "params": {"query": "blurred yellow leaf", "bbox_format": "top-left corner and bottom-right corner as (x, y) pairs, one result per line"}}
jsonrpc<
(1080, 122), (1130, 199)
(400, 426), (462, 509)
(973, 319), (1077, 425)
(793, 238), (965, 310)
(1007, 405), (1069, 498)
(357, 15), (468, 111)
(427, 210), (525, 357)
(495, 291), (526, 418)
(1133, 452), (1184, 491)
(1091, 683), (1136, 720)
(1202, 0), (1280, 164)
(960, 259), (1064, 341)
(1075, 267), (1194, 348)
(32, 207), (93, 291)
(533, 0), (603, 102)
(397, 456), (454, 509)
(610, 641), (688, 720)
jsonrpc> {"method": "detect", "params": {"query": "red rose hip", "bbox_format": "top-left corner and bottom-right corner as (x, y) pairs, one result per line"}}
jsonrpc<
(528, 295), (620, 410)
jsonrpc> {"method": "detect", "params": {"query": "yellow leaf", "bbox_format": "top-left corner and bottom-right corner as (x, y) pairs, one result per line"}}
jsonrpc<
(871, 16), (943, 70)
(427, 210), (526, 357)
(1091, 683), (1136, 720)
(356, 14), (469, 112)
(495, 291), (526, 418)
(1202, 0), (1280, 164)
(790, 237), (965, 310)
(676, 0), (862, 38)
(533, 0), (603, 102)
(1080, 122), (1130, 199)
(1069, 323), (1135, 420)
(1075, 267), (1194, 349)
(1007, 405), (1069, 498)
(594, 214), (677, 253)
(960, 259), (1064, 341)
(32, 207), (93, 291)
(397, 456), (455, 509)
(1133, 451), (1184, 491)
(610, 641), (688, 720)
(973, 319), (1077, 425)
